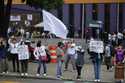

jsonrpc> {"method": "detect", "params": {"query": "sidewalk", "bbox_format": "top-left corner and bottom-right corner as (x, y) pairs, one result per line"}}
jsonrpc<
(0, 61), (118, 82)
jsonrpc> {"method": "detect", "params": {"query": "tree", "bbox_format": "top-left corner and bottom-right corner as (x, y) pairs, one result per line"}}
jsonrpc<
(22, 0), (64, 10)
(0, 0), (12, 38)
(0, 0), (64, 38)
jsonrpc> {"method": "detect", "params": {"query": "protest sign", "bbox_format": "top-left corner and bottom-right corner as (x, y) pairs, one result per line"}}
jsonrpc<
(89, 40), (104, 53)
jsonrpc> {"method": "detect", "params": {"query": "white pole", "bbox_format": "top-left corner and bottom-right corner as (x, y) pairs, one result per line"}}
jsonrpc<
(117, 3), (119, 33)
(81, 4), (84, 39)
(81, 4), (85, 48)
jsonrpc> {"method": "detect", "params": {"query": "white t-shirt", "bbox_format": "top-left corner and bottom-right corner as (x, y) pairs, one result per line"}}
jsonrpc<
(112, 34), (117, 41)
(105, 45), (111, 57)
(34, 45), (46, 60)
(67, 47), (76, 55)
(117, 32), (123, 39)
(108, 34), (112, 41)
(8, 40), (20, 54)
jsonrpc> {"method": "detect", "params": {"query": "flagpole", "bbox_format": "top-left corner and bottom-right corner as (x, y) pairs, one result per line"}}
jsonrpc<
(81, 4), (85, 47)
(81, 4), (84, 39)
(117, 3), (119, 33)
(81, 4), (85, 48)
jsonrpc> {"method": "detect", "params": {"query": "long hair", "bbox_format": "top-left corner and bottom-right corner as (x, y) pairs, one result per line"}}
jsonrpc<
(37, 41), (41, 47)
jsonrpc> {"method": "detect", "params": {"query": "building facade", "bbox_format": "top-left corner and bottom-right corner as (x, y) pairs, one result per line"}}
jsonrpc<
(55, 4), (125, 38)
(9, 0), (125, 38)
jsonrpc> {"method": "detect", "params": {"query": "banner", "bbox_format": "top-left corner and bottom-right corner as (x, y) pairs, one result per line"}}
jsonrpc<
(10, 15), (21, 21)
(89, 40), (104, 53)
(27, 14), (32, 21)
(42, 10), (68, 39)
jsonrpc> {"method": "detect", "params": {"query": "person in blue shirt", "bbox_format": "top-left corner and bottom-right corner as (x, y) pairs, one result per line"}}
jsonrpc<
(0, 38), (8, 73)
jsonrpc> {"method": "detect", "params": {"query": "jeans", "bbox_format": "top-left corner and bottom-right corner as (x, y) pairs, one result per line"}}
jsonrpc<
(65, 54), (76, 70)
(0, 58), (8, 73)
(93, 59), (101, 80)
(56, 60), (63, 77)
(37, 60), (47, 74)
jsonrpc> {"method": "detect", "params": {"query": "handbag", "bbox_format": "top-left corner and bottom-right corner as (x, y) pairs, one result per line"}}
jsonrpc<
(39, 55), (47, 61)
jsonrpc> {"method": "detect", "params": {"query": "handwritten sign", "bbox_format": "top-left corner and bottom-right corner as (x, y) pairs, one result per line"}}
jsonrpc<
(89, 40), (104, 53)
(17, 45), (29, 60)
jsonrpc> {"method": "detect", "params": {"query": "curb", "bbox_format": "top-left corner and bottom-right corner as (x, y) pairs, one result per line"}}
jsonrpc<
(0, 73), (113, 83)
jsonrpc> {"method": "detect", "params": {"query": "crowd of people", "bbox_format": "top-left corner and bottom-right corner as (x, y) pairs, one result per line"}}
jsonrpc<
(7, 26), (57, 40)
(0, 36), (84, 79)
(0, 32), (125, 82)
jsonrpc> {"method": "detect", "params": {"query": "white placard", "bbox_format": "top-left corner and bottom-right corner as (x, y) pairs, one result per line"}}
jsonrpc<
(17, 45), (29, 60)
(10, 15), (21, 21)
(27, 14), (32, 21)
(89, 40), (104, 53)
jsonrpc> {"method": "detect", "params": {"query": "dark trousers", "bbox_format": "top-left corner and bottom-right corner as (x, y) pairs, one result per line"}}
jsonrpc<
(20, 60), (28, 73)
(105, 57), (112, 70)
(118, 39), (122, 45)
(11, 53), (20, 72)
(76, 65), (82, 77)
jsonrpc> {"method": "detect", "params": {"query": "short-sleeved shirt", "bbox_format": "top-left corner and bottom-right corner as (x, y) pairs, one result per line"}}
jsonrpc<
(56, 47), (64, 62)
(115, 49), (125, 63)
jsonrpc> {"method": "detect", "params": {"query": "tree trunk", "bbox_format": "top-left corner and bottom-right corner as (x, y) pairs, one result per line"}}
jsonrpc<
(0, 0), (5, 37)
(3, 0), (12, 38)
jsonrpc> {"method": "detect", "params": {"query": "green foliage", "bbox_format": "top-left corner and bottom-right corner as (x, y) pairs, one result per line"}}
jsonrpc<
(22, 0), (64, 10)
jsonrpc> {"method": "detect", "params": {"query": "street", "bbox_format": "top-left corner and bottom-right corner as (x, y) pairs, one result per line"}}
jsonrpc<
(0, 63), (116, 83)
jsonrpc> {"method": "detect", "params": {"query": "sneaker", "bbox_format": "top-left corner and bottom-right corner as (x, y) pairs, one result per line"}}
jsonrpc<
(2, 72), (6, 74)
(25, 73), (28, 76)
(21, 73), (24, 76)
(97, 79), (101, 82)
(36, 74), (40, 77)
(57, 75), (63, 79)
(94, 79), (98, 82)
(43, 73), (47, 77)
(77, 76), (81, 80)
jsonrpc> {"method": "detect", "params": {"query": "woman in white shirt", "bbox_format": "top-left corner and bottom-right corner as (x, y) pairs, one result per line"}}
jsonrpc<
(8, 37), (21, 72)
(34, 41), (47, 77)
(17, 41), (29, 76)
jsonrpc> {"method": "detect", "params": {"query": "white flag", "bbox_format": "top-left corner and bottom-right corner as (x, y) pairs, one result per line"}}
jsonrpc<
(42, 10), (68, 39)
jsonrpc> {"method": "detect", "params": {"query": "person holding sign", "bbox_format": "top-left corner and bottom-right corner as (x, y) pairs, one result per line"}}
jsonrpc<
(8, 36), (21, 73)
(17, 41), (29, 76)
(88, 39), (104, 82)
